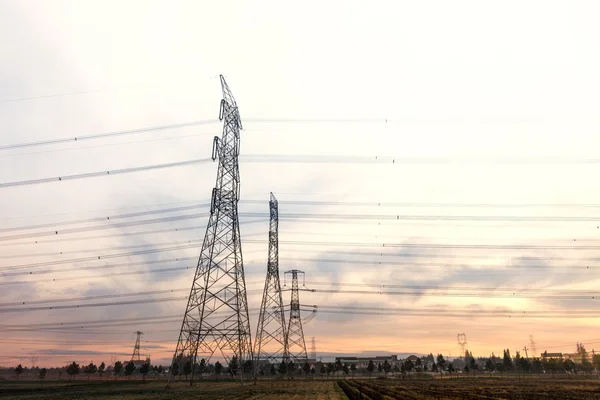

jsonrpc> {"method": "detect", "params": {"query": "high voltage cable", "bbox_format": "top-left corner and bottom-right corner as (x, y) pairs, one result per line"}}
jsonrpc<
(0, 256), (196, 277)
(0, 120), (219, 151)
(0, 243), (202, 271)
(0, 159), (213, 188)
(1, 283), (597, 309)
(0, 204), (208, 233)
(4, 201), (599, 233)
(0, 213), (206, 242)
(5, 155), (600, 188)
(4, 239), (600, 272)
(5, 197), (599, 224)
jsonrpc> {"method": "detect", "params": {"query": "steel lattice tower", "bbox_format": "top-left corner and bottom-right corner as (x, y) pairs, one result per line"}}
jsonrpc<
(169, 75), (253, 384)
(254, 193), (288, 366)
(131, 331), (143, 362)
(457, 333), (468, 357)
(284, 270), (308, 363)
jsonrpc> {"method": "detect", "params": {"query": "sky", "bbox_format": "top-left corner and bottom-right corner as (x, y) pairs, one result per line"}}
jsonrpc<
(1, 0), (600, 368)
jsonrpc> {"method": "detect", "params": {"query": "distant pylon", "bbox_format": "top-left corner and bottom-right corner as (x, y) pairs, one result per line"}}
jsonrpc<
(310, 337), (317, 362)
(457, 333), (468, 357)
(254, 193), (288, 365)
(131, 331), (143, 362)
(284, 270), (308, 363)
(529, 335), (537, 358)
(169, 75), (253, 385)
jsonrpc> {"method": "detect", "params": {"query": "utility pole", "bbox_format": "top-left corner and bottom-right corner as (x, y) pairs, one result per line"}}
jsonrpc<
(284, 270), (308, 364)
(131, 331), (143, 362)
(169, 75), (253, 385)
(255, 193), (288, 368)
(523, 346), (529, 360)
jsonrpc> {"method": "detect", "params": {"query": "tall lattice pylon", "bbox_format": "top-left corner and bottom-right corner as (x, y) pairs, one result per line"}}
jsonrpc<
(254, 193), (288, 367)
(131, 331), (143, 362)
(284, 270), (308, 363)
(169, 75), (253, 385)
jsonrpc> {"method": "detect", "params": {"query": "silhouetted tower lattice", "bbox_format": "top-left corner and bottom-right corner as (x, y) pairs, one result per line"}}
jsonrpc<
(284, 270), (308, 363)
(254, 193), (288, 365)
(310, 337), (317, 362)
(457, 333), (468, 357)
(169, 75), (253, 384)
(131, 331), (143, 362)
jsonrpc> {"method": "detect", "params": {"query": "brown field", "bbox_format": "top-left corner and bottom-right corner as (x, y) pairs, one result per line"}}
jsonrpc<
(2, 376), (600, 399)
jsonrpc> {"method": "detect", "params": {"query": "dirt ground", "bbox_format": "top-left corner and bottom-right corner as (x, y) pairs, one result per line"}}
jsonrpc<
(0, 379), (344, 400)
(3, 376), (600, 399)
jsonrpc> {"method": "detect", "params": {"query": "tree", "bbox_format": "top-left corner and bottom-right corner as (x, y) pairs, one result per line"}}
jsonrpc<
(310, 367), (316, 376)
(404, 360), (414, 377)
(564, 359), (576, 374)
(124, 361), (136, 378)
(319, 363), (326, 377)
(503, 349), (513, 376)
(215, 361), (223, 380)
(198, 359), (206, 378)
(39, 368), (47, 384)
(140, 362), (150, 380)
(464, 365), (470, 375)
(66, 362), (80, 380)
(183, 360), (192, 380)
(436, 354), (446, 377)
(229, 356), (239, 377)
(84, 362), (97, 380)
(518, 357), (530, 374)
(303, 362), (311, 377)
(415, 357), (422, 372)
(485, 359), (494, 374)
(113, 361), (123, 380)
(495, 362), (505, 377)
(270, 363), (277, 376)
(350, 363), (356, 377)
(367, 360), (375, 376)
(326, 362), (334, 378)
(532, 358), (543, 375)
(169, 362), (179, 379)
(289, 361), (297, 379)
(14, 364), (24, 380)
(377, 363), (383, 374)
(447, 363), (455, 377)
(98, 362), (105, 379)
(383, 360), (391, 375)
(278, 360), (287, 377)
(431, 363), (438, 373)
(342, 364), (350, 376)
(469, 358), (477, 375)
(243, 360), (253, 376)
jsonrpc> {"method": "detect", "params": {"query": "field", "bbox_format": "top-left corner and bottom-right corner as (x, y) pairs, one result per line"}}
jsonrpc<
(2, 377), (600, 399)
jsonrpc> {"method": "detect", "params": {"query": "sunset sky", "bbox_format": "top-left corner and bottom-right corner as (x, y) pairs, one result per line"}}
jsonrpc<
(2, 0), (600, 368)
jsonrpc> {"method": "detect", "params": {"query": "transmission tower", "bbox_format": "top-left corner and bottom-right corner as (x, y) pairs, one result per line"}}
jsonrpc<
(131, 331), (143, 362)
(254, 193), (288, 366)
(169, 75), (253, 385)
(284, 270), (308, 363)
(457, 333), (468, 357)
(310, 337), (317, 362)
(529, 335), (537, 358)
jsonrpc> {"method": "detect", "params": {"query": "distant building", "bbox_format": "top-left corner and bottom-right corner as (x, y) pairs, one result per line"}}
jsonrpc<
(334, 355), (398, 368)
(541, 352), (563, 359)
(404, 355), (420, 363)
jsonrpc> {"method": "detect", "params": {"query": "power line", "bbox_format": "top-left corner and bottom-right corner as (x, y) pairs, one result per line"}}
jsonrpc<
(0, 159), (213, 188)
(0, 120), (218, 151)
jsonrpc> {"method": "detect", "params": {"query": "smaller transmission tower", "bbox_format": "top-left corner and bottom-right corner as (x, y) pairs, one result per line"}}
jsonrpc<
(284, 270), (308, 363)
(255, 193), (288, 365)
(131, 331), (143, 362)
(529, 335), (537, 358)
(310, 337), (317, 362)
(457, 333), (468, 357)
